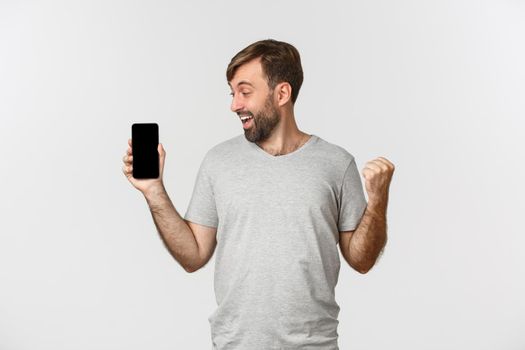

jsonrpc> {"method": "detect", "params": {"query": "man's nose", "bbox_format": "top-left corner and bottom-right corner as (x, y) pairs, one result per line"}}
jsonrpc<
(230, 96), (243, 113)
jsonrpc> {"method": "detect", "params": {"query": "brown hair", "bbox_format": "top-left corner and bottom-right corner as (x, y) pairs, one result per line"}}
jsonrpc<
(226, 39), (304, 104)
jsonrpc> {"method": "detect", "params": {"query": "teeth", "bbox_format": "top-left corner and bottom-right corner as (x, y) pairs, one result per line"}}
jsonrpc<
(240, 116), (252, 121)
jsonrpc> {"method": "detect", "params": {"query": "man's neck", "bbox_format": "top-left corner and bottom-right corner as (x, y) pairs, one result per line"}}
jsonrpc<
(257, 131), (311, 156)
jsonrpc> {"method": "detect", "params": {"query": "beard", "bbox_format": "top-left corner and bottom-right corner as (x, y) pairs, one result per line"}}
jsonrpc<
(242, 92), (280, 144)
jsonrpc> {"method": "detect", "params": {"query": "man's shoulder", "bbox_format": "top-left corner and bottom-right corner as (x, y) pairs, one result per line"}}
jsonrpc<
(207, 134), (244, 156)
(313, 134), (358, 166)
(200, 134), (244, 166)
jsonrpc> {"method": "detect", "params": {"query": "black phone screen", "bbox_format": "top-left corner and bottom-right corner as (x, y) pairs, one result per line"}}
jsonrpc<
(131, 123), (159, 179)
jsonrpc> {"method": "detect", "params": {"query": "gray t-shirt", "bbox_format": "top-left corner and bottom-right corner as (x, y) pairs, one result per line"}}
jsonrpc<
(184, 134), (367, 350)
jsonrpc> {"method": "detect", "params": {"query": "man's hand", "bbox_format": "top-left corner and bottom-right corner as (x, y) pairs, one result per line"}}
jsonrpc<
(361, 157), (395, 207)
(122, 138), (167, 196)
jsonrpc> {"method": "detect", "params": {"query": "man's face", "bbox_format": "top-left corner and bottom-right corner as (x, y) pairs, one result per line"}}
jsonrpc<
(228, 58), (280, 143)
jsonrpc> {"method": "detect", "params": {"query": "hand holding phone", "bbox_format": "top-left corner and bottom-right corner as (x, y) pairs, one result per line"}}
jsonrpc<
(122, 123), (166, 195)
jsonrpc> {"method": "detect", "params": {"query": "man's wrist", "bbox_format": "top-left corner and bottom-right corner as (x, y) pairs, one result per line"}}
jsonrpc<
(143, 183), (166, 200)
(367, 195), (388, 217)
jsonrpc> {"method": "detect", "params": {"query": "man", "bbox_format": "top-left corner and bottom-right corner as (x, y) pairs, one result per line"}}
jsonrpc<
(122, 39), (394, 349)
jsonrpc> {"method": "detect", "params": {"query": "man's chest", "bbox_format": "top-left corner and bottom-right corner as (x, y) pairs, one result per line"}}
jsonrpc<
(213, 162), (341, 221)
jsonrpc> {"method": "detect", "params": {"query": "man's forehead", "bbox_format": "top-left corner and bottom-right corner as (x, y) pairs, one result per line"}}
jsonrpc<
(228, 58), (264, 87)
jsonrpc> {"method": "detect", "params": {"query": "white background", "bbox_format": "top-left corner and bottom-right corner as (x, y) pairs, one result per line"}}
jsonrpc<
(1, 0), (524, 349)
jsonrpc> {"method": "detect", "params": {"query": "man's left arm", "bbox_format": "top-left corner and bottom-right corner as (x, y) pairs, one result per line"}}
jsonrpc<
(343, 156), (395, 274)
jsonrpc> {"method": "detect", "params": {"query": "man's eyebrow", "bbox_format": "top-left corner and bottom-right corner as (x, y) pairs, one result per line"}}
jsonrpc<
(228, 80), (255, 88)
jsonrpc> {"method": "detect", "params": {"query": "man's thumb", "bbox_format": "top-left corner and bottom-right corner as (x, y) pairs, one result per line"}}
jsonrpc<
(158, 143), (165, 167)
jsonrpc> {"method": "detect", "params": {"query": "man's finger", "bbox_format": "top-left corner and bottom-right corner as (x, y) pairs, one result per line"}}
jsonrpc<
(123, 154), (133, 164)
(376, 157), (394, 169)
(364, 162), (382, 172)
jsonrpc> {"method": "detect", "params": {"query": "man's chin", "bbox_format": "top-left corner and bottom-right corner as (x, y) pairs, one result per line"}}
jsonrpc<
(244, 133), (257, 143)
(245, 127), (264, 142)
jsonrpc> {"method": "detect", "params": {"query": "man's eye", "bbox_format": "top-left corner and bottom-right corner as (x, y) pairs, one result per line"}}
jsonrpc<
(229, 92), (250, 97)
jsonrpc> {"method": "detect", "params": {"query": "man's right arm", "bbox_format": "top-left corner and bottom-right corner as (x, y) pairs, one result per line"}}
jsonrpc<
(122, 139), (214, 273)
(143, 184), (202, 273)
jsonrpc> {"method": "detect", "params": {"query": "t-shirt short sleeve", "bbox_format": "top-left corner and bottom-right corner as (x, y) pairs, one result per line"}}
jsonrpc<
(184, 153), (219, 229)
(337, 157), (367, 232)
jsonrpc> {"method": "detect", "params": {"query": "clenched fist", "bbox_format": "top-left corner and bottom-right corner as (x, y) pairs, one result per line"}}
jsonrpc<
(361, 157), (395, 205)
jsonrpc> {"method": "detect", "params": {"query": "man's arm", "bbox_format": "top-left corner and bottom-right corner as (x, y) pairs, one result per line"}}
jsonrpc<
(340, 197), (388, 274)
(143, 184), (202, 273)
(122, 139), (214, 273)
(339, 156), (394, 274)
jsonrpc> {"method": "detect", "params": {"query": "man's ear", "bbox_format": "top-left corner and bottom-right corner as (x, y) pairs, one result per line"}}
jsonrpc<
(275, 82), (292, 107)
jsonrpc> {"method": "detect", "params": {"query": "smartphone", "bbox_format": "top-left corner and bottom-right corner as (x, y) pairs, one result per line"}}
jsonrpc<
(131, 123), (159, 179)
